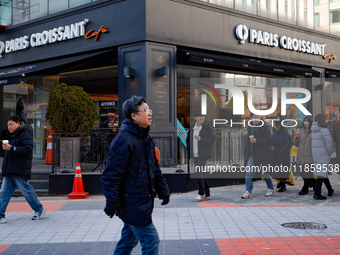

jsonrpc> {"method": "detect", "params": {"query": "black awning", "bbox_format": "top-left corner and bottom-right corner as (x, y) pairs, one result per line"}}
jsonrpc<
(326, 70), (340, 78)
(182, 49), (320, 78)
(0, 50), (113, 85)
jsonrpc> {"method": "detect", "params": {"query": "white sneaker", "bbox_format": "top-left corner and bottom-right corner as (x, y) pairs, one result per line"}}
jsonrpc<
(265, 189), (275, 197)
(241, 191), (252, 199)
(204, 196), (210, 200)
(32, 209), (46, 220)
(195, 194), (205, 201)
(0, 217), (6, 224)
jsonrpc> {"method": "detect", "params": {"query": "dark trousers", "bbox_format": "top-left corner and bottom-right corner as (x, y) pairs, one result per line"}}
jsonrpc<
(194, 157), (210, 196)
(314, 177), (332, 195)
(301, 178), (316, 192)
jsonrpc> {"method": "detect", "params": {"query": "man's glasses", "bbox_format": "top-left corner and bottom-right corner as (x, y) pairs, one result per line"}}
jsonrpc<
(137, 109), (153, 114)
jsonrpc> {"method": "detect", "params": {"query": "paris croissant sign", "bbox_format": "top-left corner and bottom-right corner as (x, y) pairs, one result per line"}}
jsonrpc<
(235, 24), (327, 56)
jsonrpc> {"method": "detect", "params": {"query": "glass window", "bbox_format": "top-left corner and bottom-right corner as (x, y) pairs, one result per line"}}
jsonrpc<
(49, 0), (68, 15)
(278, 0), (296, 25)
(0, 0), (12, 26)
(30, 0), (48, 20)
(70, 0), (91, 9)
(12, 0), (29, 25)
(208, 0), (234, 8)
(330, 10), (340, 24)
(315, 13), (320, 27)
(235, 0), (257, 15)
(297, 0), (314, 29)
(258, 0), (278, 20)
(314, 0), (319, 4)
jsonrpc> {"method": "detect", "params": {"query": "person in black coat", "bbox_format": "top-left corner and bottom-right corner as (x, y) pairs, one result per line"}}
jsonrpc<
(187, 111), (216, 201)
(272, 120), (293, 192)
(0, 116), (45, 224)
(242, 113), (274, 199)
(101, 96), (170, 255)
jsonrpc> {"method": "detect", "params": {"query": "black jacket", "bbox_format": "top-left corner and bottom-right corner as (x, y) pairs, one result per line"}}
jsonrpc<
(244, 121), (273, 167)
(187, 121), (216, 160)
(101, 119), (170, 225)
(272, 127), (292, 166)
(2, 123), (33, 179)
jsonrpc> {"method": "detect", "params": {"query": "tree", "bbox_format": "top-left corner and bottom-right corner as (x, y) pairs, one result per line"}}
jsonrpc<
(46, 83), (99, 134)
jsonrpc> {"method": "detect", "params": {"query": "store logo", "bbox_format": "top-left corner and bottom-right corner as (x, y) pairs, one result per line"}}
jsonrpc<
(323, 53), (337, 63)
(157, 56), (165, 64)
(84, 25), (108, 41)
(129, 56), (136, 64)
(200, 84), (311, 119)
(235, 24), (326, 56)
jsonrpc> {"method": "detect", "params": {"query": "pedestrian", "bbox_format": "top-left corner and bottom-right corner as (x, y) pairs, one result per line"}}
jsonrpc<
(0, 116), (46, 224)
(187, 110), (216, 201)
(311, 114), (334, 200)
(272, 120), (292, 192)
(333, 116), (340, 166)
(242, 113), (274, 199)
(101, 96), (170, 255)
(293, 116), (315, 195)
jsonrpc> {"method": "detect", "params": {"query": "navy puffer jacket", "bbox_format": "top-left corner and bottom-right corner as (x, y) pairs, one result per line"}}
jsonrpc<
(101, 119), (170, 225)
(2, 123), (33, 179)
(272, 127), (292, 166)
(244, 121), (273, 167)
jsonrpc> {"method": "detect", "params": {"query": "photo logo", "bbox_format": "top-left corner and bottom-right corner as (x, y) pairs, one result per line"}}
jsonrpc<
(201, 84), (312, 117)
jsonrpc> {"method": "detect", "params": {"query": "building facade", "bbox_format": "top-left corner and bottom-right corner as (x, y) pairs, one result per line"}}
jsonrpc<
(0, 0), (339, 165)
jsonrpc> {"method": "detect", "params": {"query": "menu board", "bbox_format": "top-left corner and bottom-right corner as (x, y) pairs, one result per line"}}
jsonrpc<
(152, 80), (169, 121)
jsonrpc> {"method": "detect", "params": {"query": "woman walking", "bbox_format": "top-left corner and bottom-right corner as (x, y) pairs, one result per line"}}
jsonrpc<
(311, 114), (334, 200)
(293, 116), (315, 195)
(272, 120), (292, 192)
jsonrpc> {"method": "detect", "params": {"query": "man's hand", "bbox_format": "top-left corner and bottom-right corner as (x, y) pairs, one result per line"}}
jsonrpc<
(2, 144), (11, 151)
(161, 196), (170, 205)
(104, 202), (120, 218)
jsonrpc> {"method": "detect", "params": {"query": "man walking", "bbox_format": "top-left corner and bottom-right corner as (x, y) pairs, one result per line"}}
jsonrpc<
(187, 111), (216, 201)
(0, 116), (46, 223)
(242, 113), (274, 199)
(101, 96), (170, 255)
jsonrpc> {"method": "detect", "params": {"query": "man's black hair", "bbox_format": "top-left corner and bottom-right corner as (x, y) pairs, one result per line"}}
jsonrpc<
(194, 110), (204, 117)
(7, 116), (21, 123)
(122, 96), (147, 120)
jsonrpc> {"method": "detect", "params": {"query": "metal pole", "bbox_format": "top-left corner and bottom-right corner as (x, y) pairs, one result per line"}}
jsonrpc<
(228, 132), (231, 165)
(52, 133), (55, 174)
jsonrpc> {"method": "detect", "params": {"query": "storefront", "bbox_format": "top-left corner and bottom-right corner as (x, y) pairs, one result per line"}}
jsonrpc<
(1, 0), (340, 192)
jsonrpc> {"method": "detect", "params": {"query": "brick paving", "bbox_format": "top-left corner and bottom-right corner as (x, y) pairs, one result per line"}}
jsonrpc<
(0, 174), (339, 254)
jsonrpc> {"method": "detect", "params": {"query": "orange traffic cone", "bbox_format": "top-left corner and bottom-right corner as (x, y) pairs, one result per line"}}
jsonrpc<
(45, 129), (58, 164)
(68, 163), (89, 199)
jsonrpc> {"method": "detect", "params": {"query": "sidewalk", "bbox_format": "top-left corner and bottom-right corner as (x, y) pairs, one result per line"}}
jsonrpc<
(0, 174), (339, 254)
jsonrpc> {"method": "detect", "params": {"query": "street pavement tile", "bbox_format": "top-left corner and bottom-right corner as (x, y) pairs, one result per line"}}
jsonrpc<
(58, 201), (105, 211)
(275, 250), (298, 255)
(35, 243), (62, 255)
(71, 242), (96, 254)
(6, 201), (66, 213)
(0, 244), (27, 254)
(53, 242), (79, 255)
(0, 246), (10, 254)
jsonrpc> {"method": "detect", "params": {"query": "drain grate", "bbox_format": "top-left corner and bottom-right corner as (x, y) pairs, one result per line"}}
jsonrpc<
(282, 222), (327, 230)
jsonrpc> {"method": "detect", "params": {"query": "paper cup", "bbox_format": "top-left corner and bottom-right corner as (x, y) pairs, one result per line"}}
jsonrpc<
(2, 140), (8, 144)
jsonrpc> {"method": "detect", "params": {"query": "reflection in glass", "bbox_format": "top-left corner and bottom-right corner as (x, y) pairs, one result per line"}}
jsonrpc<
(258, 0), (277, 20)
(209, 0), (233, 8)
(235, 0), (257, 15)
(278, 0), (297, 25)
(297, 0), (314, 29)
(49, 0), (68, 14)
(70, 0), (91, 9)
(0, 0), (12, 26)
(30, 0), (48, 20)
(13, 0), (29, 24)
